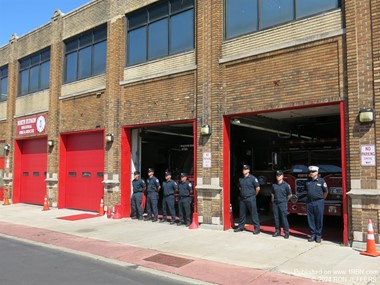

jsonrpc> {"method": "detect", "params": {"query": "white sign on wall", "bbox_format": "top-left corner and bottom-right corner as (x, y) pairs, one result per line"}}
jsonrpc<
(203, 152), (211, 168)
(361, 145), (376, 166)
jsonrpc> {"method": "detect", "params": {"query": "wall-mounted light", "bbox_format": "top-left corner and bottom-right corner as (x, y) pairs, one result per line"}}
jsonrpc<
(105, 133), (114, 143)
(200, 125), (211, 136)
(3, 144), (10, 151)
(47, 139), (54, 147)
(359, 108), (374, 123)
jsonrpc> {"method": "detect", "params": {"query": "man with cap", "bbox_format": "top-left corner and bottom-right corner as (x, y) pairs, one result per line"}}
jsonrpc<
(271, 170), (292, 239)
(145, 168), (161, 222)
(177, 172), (193, 226)
(305, 165), (328, 243)
(160, 171), (178, 224)
(234, 164), (261, 234)
(131, 171), (146, 220)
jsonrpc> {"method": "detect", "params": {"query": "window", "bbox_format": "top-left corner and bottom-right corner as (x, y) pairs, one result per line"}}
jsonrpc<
(127, 0), (194, 66)
(18, 49), (50, 96)
(64, 25), (107, 83)
(225, 0), (340, 39)
(0, 65), (8, 102)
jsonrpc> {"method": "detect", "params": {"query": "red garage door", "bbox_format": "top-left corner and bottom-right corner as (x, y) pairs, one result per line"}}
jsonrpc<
(20, 138), (47, 204)
(65, 132), (104, 211)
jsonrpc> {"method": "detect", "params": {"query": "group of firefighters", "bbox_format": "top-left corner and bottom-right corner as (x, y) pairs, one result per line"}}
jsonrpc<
(131, 168), (193, 226)
(234, 164), (328, 242)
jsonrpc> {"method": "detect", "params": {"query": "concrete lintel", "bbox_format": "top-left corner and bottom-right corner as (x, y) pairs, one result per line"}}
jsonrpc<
(347, 189), (380, 196)
(195, 184), (222, 191)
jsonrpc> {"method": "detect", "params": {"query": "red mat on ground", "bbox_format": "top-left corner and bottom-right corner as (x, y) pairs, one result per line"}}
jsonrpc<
(57, 213), (102, 221)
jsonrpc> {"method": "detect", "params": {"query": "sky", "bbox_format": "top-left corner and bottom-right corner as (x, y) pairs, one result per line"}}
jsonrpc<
(0, 0), (91, 47)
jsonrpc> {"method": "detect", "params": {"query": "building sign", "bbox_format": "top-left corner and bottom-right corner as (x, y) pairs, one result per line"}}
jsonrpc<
(17, 114), (46, 136)
(203, 152), (211, 168)
(361, 145), (376, 166)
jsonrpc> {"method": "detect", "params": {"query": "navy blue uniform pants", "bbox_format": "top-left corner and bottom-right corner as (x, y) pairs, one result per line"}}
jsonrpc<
(178, 197), (191, 225)
(162, 195), (176, 221)
(272, 201), (289, 234)
(131, 192), (143, 219)
(237, 196), (260, 230)
(146, 192), (158, 220)
(306, 199), (324, 238)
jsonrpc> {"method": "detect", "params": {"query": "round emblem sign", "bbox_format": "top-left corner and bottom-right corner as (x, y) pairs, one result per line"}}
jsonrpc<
(36, 115), (46, 133)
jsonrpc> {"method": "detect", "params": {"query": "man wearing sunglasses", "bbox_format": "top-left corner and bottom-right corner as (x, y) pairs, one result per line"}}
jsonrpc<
(306, 166), (328, 243)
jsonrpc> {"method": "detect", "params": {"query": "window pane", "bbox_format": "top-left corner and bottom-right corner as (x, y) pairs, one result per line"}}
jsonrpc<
(20, 69), (29, 95)
(226, 0), (258, 39)
(94, 26), (107, 42)
(29, 65), (39, 93)
(65, 52), (77, 83)
(170, 10), (194, 53)
(128, 10), (147, 29)
(79, 32), (92, 48)
(78, 46), (92, 79)
(148, 18), (168, 60)
(171, 0), (194, 13)
(128, 27), (147, 65)
(66, 39), (78, 53)
(296, 0), (338, 19)
(40, 61), (50, 90)
(0, 78), (7, 102)
(149, 2), (168, 22)
(41, 49), (50, 61)
(260, 0), (293, 29)
(93, 41), (107, 75)
(20, 58), (29, 70)
(30, 54), (40, 65)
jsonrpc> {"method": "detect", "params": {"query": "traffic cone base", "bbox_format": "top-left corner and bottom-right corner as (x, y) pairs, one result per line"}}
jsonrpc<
(113, 205), (122, 219)
(188, 212), (199, 229)
(360, 219), (380, 257)
(3, 196), (10, 206)
(99, 198), (104, 216)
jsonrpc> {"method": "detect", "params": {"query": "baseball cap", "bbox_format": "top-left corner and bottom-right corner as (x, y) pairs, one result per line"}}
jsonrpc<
(133, 171), (140, 175)
(308, 166), (319, 172)
(165, 171), (172, 176)
(148, 168), (154, 172)
(242, 164), (250, 170)
(275, 170), (283, 176)
(180, 172), (187, 177)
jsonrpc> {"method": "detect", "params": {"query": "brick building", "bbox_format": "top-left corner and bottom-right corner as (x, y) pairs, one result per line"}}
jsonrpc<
(0, 0), (378, 248)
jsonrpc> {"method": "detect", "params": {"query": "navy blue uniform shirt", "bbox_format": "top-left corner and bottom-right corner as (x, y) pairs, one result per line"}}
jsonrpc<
(162, 180), (178, 196)
(271, 181), (291, 203)
(239, 174), (260, 198)
(132, 178), (145, 193)
(305, 177), (328, 201)
(178, 180), (193, 197)
(147, 176), (160, 193)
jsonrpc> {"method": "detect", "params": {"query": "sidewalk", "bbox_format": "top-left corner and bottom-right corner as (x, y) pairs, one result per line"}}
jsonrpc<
(0, 204), (379, 285)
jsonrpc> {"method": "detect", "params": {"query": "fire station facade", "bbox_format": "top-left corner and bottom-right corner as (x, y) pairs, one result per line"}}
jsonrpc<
(0, 0), (379, 247)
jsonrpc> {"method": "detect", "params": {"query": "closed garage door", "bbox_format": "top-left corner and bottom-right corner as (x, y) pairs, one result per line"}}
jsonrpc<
(20, 138), (47, 204)
(65, 132), (104, 211)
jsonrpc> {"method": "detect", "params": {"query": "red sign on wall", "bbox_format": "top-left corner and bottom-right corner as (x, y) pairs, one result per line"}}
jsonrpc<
(16, 114), (46, 136)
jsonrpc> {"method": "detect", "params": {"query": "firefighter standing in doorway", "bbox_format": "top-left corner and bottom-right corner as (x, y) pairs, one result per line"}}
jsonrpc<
(234, 164), (261, 235)
(145, 168), (161, 222)
(306, 165), (328, 243)
(271, 170), (292, 239)
(131, 171), (146, 220)
(160, 171), (178, 224)
(177, 172), (193, 226)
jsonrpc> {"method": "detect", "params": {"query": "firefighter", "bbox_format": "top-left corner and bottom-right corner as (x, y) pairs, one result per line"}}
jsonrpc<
(160, 171), (178, 224)
(234, 164), (261, 235)
(271, 170), (292, 239)
(145, 168), (161, 222)
(131, 171), (146, 220)
(177, 172), (193, 226)
(306, 165), (328, 243)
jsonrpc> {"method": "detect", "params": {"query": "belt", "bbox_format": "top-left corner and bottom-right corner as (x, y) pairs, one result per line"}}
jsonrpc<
(180, 195), (190, 198)
(241, 195), (253, 199)
(309, 198), (323, 202)
(164, 194), (174, 197)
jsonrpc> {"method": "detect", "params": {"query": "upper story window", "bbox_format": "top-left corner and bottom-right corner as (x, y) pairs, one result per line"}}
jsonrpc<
(126, 0), (194, 66)
(225, 0), (340, 40)
(18, 49), (50, 97)
(64, 24), (107, 83)
(0, 65), (8, 102)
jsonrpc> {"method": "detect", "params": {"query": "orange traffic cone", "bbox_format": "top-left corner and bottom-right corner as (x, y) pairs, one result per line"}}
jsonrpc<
(42, 196), (50, 211)
(106, 206), (112, 219)
(99, 198), (104, 216)
(113, 205), (122, 219)
(229, 204), (236, 229)
(3, 190), (11, 206)
(360, 219), (380, 257)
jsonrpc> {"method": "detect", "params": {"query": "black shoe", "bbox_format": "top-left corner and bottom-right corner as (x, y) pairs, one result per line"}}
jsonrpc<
(152, 219), (158, 222)
(131, 216), (137, 220)
(144, 218), (152, 222)
(315, 237), (321, 243)
(284, 234), (289, 239)
(234, 228), (244, 232)
(253, 230), (260, 235)
(308, 236), (316, 242)
(272, 232), (280, 237)
(185, 223), (190, 227)
(138, 217), (143, 221)
(177, 222), (184, 226)
(170, 221), (176, 225)
(159, 219), (167, 223)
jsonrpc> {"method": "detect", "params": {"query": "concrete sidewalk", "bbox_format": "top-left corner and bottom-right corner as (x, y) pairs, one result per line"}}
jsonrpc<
(0, 204), (379, 285)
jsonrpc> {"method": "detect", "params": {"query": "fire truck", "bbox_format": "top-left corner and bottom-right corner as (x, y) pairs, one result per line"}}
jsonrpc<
(255, 139), (343, 217)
